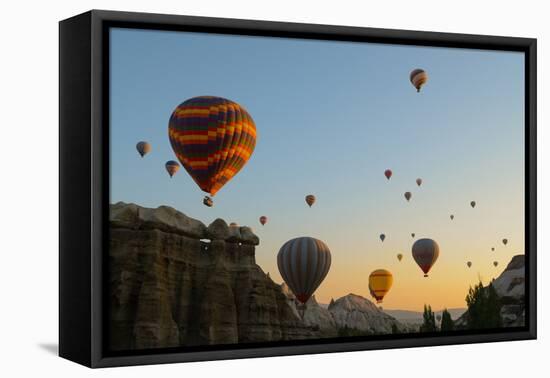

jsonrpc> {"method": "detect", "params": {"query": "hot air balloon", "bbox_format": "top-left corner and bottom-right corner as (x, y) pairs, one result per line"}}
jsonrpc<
(411, 233), (416, 238)
(203, 196), (213, 207)
(450, 214), (454, 220)
(384, 169), (392, 180)
(168, 96), (256, 203)
(305, 194), (316, 207)
(404, 192), (412, 201)
(397, 253), (403, 262)
(277, 237), (331, 305)
(436, 314), (442, 322)
(165, 160), (180, 178)
(380, 234), (386, 242)
(416, 178), (423, 186)
(493, 261), (499, 267)
(467, 261), (472, 268)
(410, 69), (428, 92)
(502, 238), (508, 246)
(259, 216), (267, 226)
(136, 141), (151, 157)
(368, 269), (393, 304)
(412, 238), (440, 277)
(491, 247), (495, 251)
(470, 201), (476, 208)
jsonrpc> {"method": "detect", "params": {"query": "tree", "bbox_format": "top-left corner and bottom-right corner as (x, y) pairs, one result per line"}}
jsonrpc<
(420, 304), (437, 332)
(465, 281), (502, 329)
(440, 308), (454, 332)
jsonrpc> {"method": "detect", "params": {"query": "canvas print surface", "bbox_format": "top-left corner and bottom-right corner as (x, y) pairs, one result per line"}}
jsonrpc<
(108, 27), (526, 352)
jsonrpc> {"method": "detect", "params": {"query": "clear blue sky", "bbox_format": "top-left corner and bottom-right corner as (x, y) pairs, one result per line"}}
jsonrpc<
(110, 27), (524, 310)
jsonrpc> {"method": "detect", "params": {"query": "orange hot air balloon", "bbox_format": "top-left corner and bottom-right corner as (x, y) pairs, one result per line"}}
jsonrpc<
(168, 96), (256, 199)
(259, 216), (267, 226)
(502, 238), (508, 246)
(412, 238), (440, 277)
(397, 253), (403, 262)
(369, 269), (393, 304)
(165, 160), (180, 178)
(404, 192), (412, 201)
(136, 141), (151, 157)
(305, 194), (316, 207)
(467, 261), (472, 268)
(416, 178), (423, 186)
(410, 69), (428, 92)
(384, 169), (392, 180)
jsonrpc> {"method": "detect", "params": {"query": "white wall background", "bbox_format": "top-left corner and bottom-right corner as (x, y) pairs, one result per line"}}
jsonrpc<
(0, 0), (546, 376)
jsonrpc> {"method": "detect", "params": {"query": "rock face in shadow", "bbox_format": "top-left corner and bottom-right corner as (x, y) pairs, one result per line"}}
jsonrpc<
(109, 202), (319, 351)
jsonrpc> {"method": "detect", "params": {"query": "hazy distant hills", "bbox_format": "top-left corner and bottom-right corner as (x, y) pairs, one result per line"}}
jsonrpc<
(384, 308), (466, 324)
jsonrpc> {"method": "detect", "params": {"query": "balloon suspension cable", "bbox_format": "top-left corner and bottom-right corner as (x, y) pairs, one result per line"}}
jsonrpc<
(297, 303), (307, 319)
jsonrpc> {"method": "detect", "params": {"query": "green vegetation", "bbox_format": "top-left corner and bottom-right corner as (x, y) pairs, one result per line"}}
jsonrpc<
(465, 281), (502, 329)
(420, 304), (437, 332)
(440, 308), (454, 332)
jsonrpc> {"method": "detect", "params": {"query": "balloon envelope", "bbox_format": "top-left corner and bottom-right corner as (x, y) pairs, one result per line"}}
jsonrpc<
(397, 253), (403, 262)
(384, 169), (392, 180)
(493, 261), (499, 267)
(380, 234), (386, 242)
(450, 214), (454, 220)
(410, 69), (428, 92)
(136, 141), (151, 157)
(259, 216), (267, 225)
(168, 96), (256, 196)
(502, 238), (508, 245)
(412, 238), (440, 277)
(467, 261), (472, 268)
(470, 201), (476, 208)
(404, 192), (412, 201)
(305, 195), (316, 207)
(416, 178), (422, 186)
(411, 233), (415, 238)
(165, 160), (180, 177)
(369, 269), (393, 304)
(277, 237), (331, 304)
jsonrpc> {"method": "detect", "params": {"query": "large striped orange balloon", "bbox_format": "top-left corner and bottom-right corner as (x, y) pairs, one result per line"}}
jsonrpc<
(369, 269), (393, 304)
(168, 96), (257, 196)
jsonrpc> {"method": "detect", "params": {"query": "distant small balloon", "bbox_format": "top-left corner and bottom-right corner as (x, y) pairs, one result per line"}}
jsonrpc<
(380, 234), (386, 242)
(491, 247), (495, 251)
(397, 253), (403, 262)
(493, 261), (499, 267)
(450, 214), (454, 220)
(136, 141), (151, 157)
(467, 261), (472, 268)
(259, 216), (268, 226)
(305, 195), (316, 207)
(404, 192), (412, 202)
(384, 169), (393, 180)
(416, 178), (423, 187)
(470, 201), (476, 208)
(502, 238), (508, 246)
(410, 68), (428, 92)
(165, 160), (180, 178)
(411, 233), (415, 238)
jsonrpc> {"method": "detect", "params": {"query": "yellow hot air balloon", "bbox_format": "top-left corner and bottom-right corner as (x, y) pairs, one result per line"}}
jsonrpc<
(368, 269), (393, 304)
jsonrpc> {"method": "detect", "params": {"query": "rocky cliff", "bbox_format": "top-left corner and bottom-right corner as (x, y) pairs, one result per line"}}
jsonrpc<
(109, 202), (320, 351)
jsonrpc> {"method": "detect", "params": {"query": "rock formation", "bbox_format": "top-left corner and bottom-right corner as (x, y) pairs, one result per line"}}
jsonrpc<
(109, 202), (319, 351)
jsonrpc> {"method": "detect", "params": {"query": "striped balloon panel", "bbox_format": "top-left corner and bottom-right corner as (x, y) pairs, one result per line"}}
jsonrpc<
(412, 238), (440, 274)
(410, 69), (428, 91)
(369, 269), (393, 302)
(168, 96), (256, 195)
(277, 237), (331, 304)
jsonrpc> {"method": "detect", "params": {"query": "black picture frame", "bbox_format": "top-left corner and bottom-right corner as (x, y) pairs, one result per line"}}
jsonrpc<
(59, 9), (537, 368)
